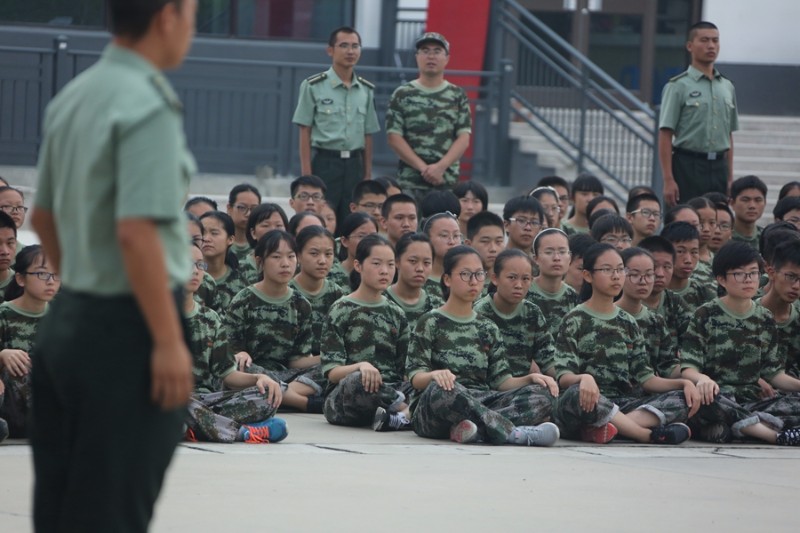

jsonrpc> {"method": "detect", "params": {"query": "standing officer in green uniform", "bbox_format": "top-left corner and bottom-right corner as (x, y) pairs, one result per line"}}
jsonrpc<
(659, 21), (739, 207)
(292, 26), (380, 228)
(31, 1), (196, 531)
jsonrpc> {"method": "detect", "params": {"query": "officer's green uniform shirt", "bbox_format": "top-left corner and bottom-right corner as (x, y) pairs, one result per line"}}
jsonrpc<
(659, 65), (739, 152)
(292, 67), (380, 151)
(35, 45), (193, 294)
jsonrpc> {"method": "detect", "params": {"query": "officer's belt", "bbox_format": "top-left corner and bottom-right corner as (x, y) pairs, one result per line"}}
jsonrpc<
(314, 148), (364, 159)
(673, 146), (729, 161)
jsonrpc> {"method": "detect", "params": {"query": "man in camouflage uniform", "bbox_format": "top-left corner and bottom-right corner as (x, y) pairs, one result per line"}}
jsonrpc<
(386, 33), (472, 203)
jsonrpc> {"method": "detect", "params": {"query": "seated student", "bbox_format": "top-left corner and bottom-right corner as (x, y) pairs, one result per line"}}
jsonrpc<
(528, 186), (562, 230)
(288, 211), (325, 237)
(329, 212), (378, 290)
(778, 181), (800, 201)
(289, 226), (345, 355)
(590, 214), (634, 252)
(710, 202), (734, 254)
(626, 192), (662, 246)
(587, 208), (615, 230)
(503, 196), (545, 257)
(529, 228), (580, 339)
(537, 175), (571, 226)
(551, 243), (696, 445)
(421, 212), (462, 301)
(464, 211), (505, 296)
(681, 241), (800, 445)
(0, 245), (59, 437)
(385, 233), (442, 331)
(240, 203), (290, 284)
(729, 175), (767, 250)
(0, 213), (17, 303)
(562, 173), (603, 235)
(319, 202), (338, 236)
(565, 233), (596, 293)
(0, 186), (28, 253)
(759, 241), (800, 378)
(224, 230), (325, 413)
(321, 235), (412, 431)
(420, 190), (460, 221)
(663, 203), (700, 228)
(199, 211), (248, 313)
(349, 180), (388, 223)
(758, 223), (800, 302)
(662, 222), (715, 309)
(475, 249), (556, 376)
(288, 174), (327, 215)
(586, 195), (620, 222)
(225, 183), (262, 263)
(454, 180), (489, 237)
(685, 197), (718, 286)
(616, 248), (679, 378)
(407, 246), (561, 446)
(638, 236), (693, 349)
(380, 193), (418, 248)
(186, 213), (217, 309)
(184, 196), (218, 218)
(773, 196), (800, 231)
(374, 176), (403, 197)
(182, 244), (287, 444)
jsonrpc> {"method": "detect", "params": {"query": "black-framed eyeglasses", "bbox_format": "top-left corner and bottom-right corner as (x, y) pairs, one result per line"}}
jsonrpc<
(233, 203), (259, 215)
(458, 270), (487, 282)
(193, 261), (209, 272)
(0, 205), (28, 214)
(508, 217), (541, 228)
(726, 270), (760, 282)
(26, 271), (60, 282)
(629, 208), (661, 220)
(627, 271), (656, 283)
(295, 192), (325, 202)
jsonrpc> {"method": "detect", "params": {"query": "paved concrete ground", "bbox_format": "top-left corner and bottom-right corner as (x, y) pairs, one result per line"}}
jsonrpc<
(1, 412), (798, 532)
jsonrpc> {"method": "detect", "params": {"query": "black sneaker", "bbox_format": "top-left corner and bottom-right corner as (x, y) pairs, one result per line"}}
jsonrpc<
(371, 407), (410, 432)
(699, 422), (732, 443)
(0, 418), (8, 443)
(650, 423), (692, 445)
(306, 395), (325, 414)
(776, 428), (800, 446)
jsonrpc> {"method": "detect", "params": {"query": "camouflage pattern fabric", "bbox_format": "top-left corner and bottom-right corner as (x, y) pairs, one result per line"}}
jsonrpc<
(230, 242), (252, 264)
(238, 253), (260, 285)
(688, 393), (779, 439)
(247, 364), (324, 396)
(412, 381), (554, 444)
(423, 277), (444, 303)
(673, 277), (716, 310)
(757, 297), (800, 376)
(745, 393), (800, 429)
(647, 289), (692, 352)
(553, 305), (655, 398)
(186, 387), (279, 442)
(473, 295), (556, 376)
(323, 372), (413, 427)
(320, 296), (408, 385)
(0, 302), (46, 435)
(626, 306), (679, 377)
(223, 286), (314, 371)
(384, 286), (443, 334)
(525, 282), (580, 340)
(693, 258), (714, 287)
(385, 80), (471, 194)
(327, 261), (351, 292)
(194, 271), (217, 308)
(211, 267), (249, 314)
(290, 278), (346, 355)
(731, 226), (762, 251)
(681, 299), (782, 404)
(406, 309), (512, 392)
(185, 301), (236, 393)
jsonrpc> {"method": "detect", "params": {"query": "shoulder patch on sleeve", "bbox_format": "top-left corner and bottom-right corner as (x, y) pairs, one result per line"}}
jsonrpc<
(150, 74), (183, 111)
(668, 71), (688, 83)
(307, 72), (328, 85)
(357, 76), (375, 89)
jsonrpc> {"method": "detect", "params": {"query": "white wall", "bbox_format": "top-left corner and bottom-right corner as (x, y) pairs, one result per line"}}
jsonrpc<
(355, 0), (382, 48)
(704, 0), (800, 65)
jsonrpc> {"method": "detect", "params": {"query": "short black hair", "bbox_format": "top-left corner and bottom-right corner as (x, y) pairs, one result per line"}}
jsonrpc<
(466, 211), (504, 240)
(374, 176), (401, 193)
(288, 211), (325, 236)
(627, 186), (657, 201)
(712, 241), (763, 278)
(568, 233), (596, 259)
(381, 193), (417, 219)
(638, 235), (676, 261)
(328, 26), (361, 47)
(730, 175), (767, 201)
(760, 222), (799, 262)
(771, 240), (800, 272)
(588, 208), (616, 229)
(0, 211), (17, 237)
(351, 180), (387, 204)
(664, 204), (698, 226)
(774, 196), (800, 220)
(586, 195), (619, 220)
(778, 181), (800, 201)
(291, 175), (327, 197)
(626, 192), (661, 214)
(661, 221), (700, 245)
(571, 173), (604, 197)
(420, 190), (460, 219)
(228, 183), (261, 206)
(703, 191), (729, 205)
(590, 214), (633, 241)
(537, 175), (570, 193)
(185, 196), (218, 212)
(453, 180), (489, 211)
(688, 21), (719, 41)
(687, 196), (716, 213)
(246, 203), (289, 247)
(503, 196), (544, 222)
(108, 0), (183, 40)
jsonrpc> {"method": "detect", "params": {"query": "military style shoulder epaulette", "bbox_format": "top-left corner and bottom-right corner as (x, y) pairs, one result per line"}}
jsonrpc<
(150, 74), (183, 112)
(307, 72), (328, 85)
(357, 76), (375, 89)
(668, 71), (688, 83)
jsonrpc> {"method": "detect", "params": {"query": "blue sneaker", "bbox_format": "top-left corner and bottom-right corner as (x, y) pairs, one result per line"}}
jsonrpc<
(237, 417), (288, 443)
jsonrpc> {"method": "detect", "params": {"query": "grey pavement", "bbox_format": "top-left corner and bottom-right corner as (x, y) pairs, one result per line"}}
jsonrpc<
(1, 412), (798, 532)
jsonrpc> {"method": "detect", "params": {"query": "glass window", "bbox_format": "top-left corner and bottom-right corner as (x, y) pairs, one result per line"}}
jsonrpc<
(0, 0), (105, 28)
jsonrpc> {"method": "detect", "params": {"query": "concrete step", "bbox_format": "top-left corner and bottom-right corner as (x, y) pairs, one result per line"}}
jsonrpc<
(737, 115), (800, 132)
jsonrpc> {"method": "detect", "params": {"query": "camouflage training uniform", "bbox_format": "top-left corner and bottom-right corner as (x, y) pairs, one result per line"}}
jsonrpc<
(423, 276), (444, 303)
(681, 299), (800, 436)
(194, 271), (217, 309)
(673, 277), (716, 310)
(694, 258), (714, 287)
(210, 267), (249, 315)
(757, 298), (800, 377)
(646, 289), (692, 353)
(625, 306), (679, 378)
(321, 296), (412, 426)
(407, 309), (556, 444)
(238, 253), (260, 285)
(474, 295), (556, 377)
(223, 286), (322, 394)
(552, 305), (690, 438)
(230, 242), (252, 265)
(289, 278), (346, 355)
(185, 302), (279, 442)
(731, 226), (763, 251)
(385, 80), (472, 202)
(525, 282), (580, 341)
(384, 285), (443, 334)
(0, 302), (46, 436)
(327, 261), (351, 292)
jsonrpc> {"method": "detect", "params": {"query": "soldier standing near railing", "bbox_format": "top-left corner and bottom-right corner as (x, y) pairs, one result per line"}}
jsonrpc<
(658, 21), (738, 207)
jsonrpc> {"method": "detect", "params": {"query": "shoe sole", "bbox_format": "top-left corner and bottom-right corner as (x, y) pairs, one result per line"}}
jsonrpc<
(652, 423), (692, 445)
(529, 422), (560, 447)
(581, 423), (618, 444)
(372, 408), (389, 432)
(450, 420), (479, 444)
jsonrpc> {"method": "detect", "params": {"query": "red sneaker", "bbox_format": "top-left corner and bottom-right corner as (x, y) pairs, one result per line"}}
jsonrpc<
(580, 422), (618, 444)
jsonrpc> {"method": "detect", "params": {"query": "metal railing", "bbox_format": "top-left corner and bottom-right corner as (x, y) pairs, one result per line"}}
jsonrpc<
(491, 0), (659, 195)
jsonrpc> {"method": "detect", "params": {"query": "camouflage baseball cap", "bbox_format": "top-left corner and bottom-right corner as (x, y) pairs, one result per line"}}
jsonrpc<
(415, 32), (450, 54)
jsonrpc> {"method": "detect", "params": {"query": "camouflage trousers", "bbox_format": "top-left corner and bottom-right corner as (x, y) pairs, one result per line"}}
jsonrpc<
(0, 369), (32, 437)
(323, 372), (413, 427)
(186, 387), (279, 443)
(686, 393), (786, 439)
(248, 363), (325, 396)
(412, 382), (555, 445)
(554, 384), (690, 438)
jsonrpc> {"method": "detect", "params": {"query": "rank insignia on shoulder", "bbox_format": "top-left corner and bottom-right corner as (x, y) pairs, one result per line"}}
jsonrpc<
(357, 76), (375, 89)
(669, 71), (688, 82)
(150, 74), (183, 112)
(307, 72), (328, 85)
